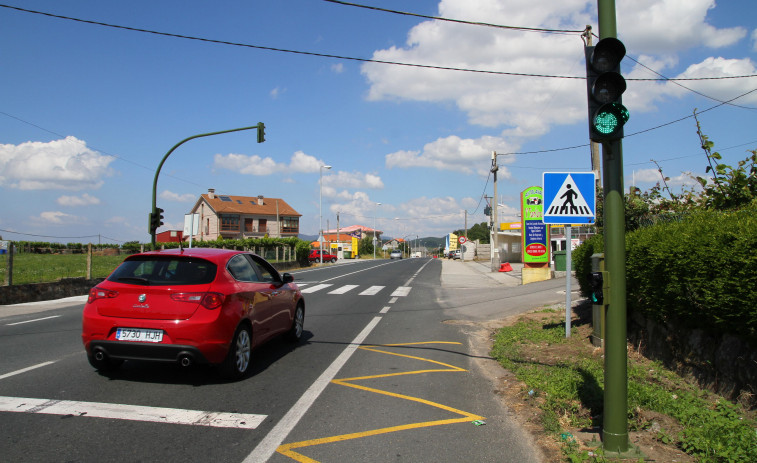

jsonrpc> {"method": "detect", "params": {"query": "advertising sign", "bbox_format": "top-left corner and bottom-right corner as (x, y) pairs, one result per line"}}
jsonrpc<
(521, 186), (550, 264)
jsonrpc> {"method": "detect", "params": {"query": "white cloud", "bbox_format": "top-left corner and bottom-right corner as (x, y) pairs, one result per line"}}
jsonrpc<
(323, 171), (384, 190)
(214, 150), (327, 175)
(331, 63), (344, 74)
(386, 135), (516, 175)
(0, 136), (115, 190)
(159, 190), (196, 202)
(34, 211), (81, 225)
(753, 29), (757, 52)
(362, 0), (749, 143)
(270, 87), (285, 99)
(619, 0), (746, 52)
(56, 193), (100, 207)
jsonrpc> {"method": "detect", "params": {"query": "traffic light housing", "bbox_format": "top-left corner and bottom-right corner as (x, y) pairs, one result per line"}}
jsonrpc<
(257, 122), (265, 143)
(149, 207), (164, 234)
(590, 271), (606, 305)
(585, 38), (628, 142)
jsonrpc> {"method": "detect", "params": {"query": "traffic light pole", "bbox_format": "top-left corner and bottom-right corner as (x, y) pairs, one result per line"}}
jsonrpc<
(150, 123), (265, 247)
(596, 0), (629, 454)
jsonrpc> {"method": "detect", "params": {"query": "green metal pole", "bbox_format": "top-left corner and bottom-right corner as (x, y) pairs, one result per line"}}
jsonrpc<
(150, 123), (264, 246)
(597, 0), (629, 453)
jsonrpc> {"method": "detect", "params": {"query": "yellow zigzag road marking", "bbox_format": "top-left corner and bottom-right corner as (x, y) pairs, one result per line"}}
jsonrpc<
(277, 342), (485, 463)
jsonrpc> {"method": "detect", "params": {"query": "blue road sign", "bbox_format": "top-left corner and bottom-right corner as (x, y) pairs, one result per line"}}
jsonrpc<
(542, 172), (596, 224)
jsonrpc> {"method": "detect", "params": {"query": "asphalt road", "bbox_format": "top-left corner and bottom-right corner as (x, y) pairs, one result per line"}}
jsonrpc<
(0, 258), (575, 462)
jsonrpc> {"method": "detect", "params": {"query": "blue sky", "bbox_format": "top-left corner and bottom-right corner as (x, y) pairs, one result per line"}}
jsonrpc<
(1, 0), (755, 244)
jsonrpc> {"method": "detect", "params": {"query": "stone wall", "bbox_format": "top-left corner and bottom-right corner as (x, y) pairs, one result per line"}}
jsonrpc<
(628, 311), (757, 409)
(0, 261), (303, 306)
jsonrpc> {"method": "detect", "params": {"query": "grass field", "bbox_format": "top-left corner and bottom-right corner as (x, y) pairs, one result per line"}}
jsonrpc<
(0, 253), (125, 285)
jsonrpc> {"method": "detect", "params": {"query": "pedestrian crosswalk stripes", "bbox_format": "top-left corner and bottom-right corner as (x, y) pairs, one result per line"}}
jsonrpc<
(295, 283), (409, 297)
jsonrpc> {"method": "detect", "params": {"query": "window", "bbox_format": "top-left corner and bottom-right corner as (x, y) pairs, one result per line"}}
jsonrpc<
(108, 256), (216, 286)
(244, 218), (254, 232)
(220, 215), (240, 232)
(227, 254), (259, 282)
(280, 217), (299, 233)
(248, 254), (279, 283)
(259, 219), (267, 233)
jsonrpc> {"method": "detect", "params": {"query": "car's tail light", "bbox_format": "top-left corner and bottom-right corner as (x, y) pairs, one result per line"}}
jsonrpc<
(171, 292), (225, 310)
(88, 287), (118, 304)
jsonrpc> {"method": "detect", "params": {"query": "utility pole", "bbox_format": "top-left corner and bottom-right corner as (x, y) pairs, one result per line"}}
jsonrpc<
(490, 151), (500, 272)
(583, 26), (602, 189)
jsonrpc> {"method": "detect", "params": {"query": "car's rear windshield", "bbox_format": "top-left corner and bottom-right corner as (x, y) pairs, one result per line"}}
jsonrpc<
(108, 256), (217, 286)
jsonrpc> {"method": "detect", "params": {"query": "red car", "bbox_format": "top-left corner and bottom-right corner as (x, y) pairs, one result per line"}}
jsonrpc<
(82, 248), (304, 379)
(308, 249), (337, 263)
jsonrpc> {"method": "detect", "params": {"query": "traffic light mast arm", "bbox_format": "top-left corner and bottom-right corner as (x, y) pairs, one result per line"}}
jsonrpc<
(149, 123), (265, 246)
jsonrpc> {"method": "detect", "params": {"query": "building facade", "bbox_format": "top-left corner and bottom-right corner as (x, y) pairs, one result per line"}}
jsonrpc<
(186, 189), (302, 242)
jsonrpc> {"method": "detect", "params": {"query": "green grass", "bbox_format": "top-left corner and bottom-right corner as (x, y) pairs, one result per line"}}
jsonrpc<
(490, 309), (757, 462)
(0, 253), (125, 285)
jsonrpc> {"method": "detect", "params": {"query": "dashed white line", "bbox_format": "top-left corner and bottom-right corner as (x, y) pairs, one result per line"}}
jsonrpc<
(7, 315), (61, 326)
(0, 362), (56, 381)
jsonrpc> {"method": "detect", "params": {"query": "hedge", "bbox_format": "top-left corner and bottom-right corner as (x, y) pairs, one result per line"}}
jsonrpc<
(573, 206), (757, 339)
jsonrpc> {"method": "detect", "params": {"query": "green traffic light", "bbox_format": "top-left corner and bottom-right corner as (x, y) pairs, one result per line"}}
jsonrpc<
(592, 102), (629, 136)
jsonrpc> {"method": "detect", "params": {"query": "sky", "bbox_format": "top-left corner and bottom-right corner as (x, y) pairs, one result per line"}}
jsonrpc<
(1, 0), (756, 244)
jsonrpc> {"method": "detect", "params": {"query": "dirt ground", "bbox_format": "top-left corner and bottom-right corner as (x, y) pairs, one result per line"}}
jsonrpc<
(460, 302), (697, 463)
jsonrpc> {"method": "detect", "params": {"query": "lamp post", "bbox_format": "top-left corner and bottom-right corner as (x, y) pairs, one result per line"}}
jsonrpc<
(373, 202), (381, 259)
(319, 164), (332, 264)
(150, 123), (265, 247)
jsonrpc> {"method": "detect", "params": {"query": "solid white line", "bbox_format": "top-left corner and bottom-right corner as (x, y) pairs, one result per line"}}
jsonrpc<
(0, 396), (266, 429)
(245, 316), (383, 462)
(7, 315), (61, 326)
(0, 362), (56, 381)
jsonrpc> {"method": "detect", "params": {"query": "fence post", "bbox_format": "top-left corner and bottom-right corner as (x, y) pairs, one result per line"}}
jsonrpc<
(87, 243), (92, 279)
(4, 242), (13, 286)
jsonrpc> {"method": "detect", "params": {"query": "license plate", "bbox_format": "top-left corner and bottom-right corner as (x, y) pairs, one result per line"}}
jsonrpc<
(116, 328), (163, 343)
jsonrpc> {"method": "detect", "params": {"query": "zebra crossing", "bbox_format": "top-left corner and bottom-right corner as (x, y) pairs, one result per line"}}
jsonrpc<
(296, 283), (411, 297)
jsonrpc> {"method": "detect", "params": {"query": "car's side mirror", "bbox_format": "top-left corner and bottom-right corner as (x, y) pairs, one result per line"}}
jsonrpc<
(282, 273), (294, 284)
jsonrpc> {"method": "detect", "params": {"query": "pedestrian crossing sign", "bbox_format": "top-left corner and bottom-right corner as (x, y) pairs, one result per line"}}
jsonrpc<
(542, 172), (596, 224)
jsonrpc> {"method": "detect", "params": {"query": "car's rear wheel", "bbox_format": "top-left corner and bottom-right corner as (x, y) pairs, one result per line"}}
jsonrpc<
(288, 303), (305, 342)
(219, 325), (252, 380)
(330, 257), (337, 263)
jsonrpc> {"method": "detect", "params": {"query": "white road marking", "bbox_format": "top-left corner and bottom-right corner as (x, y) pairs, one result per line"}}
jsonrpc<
(0, 362), (56, 381)
(329, 285), (358, 295)
(299, 284), (332, 294)
(0, 396), (266, 429)
(245, 316), (383, 462)
(7, 315), (61, 326)
(379, 306), (391, 314)
(358, 285), (384, 296)
(391, 287), (411, 297)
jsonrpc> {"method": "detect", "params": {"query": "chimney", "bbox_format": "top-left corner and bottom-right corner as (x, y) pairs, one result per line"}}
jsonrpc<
(257, 195), (264, 205)
(208, 188), (215, 199)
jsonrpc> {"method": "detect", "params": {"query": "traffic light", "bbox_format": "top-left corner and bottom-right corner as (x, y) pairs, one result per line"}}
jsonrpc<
(149, 207), (164, 234)
(257, 122), (265, 143)
(590, 271), (605, 305)
(585, 38), (628, 142)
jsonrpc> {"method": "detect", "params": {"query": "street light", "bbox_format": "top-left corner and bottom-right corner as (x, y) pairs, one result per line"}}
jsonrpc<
(319, 164), (332, 264)
(373, 202), (381, 259)
(150, 123), (265, 247)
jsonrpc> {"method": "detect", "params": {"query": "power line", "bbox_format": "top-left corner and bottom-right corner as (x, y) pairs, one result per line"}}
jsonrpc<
(324, 0), (583, 34)
(2, 4), (754, 82)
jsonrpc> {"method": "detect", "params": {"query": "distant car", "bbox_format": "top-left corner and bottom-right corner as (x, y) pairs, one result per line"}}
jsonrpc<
(81, 248), (304, 379)
(453, 249), (461, 259)
(308, 249), (337, 263)
(390, 250), (403, 259)
(447, 251), (455, 259)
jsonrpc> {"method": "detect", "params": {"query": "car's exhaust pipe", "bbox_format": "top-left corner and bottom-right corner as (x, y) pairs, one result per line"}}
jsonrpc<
(179, 354), (193, 367)
(94, 349), (106, 362)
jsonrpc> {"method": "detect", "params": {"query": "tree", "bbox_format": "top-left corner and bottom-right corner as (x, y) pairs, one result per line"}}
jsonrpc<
(452, 222), (490, 244)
